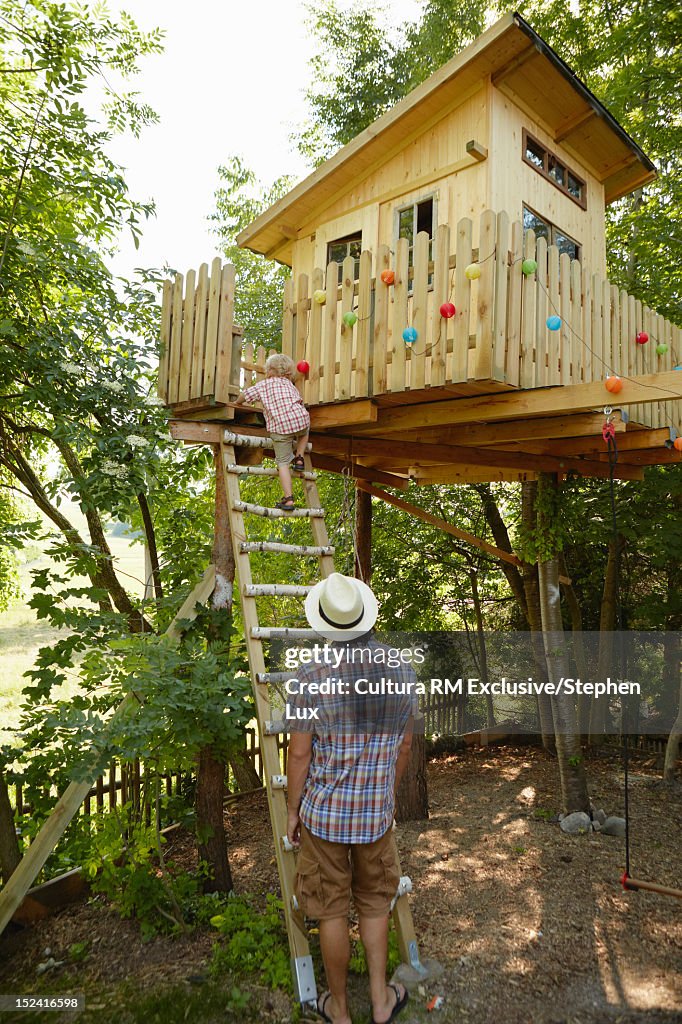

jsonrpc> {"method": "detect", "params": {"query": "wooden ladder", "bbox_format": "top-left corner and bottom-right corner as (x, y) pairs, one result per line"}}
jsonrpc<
(220, 430), (424, 1005)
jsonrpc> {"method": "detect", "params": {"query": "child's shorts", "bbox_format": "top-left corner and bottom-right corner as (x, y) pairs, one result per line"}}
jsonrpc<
(270, 429), (307, 465)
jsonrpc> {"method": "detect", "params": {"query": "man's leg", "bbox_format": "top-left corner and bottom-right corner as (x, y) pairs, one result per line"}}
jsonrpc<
(318, 916), (352, 1024)
(359, 914), (406, 1024)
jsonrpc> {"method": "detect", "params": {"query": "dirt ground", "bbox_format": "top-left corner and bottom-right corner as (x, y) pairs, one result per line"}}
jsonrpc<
(1, 746), (681, 1024)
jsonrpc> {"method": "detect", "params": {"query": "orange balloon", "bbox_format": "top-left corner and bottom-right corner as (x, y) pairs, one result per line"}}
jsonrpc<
(605, 376), (623, 393)
(380, 269), (395, 285)
(674, 437), (682, 452)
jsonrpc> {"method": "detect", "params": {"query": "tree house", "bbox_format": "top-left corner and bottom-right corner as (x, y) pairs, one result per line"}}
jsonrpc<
(159, 11), (682, 484)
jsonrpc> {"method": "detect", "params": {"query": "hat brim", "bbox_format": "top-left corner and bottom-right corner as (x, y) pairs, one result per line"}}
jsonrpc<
(304, 577), (379, 641)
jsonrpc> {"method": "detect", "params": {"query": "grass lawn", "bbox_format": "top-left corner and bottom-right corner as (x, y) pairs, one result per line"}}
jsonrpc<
(0, 502), (146, 745)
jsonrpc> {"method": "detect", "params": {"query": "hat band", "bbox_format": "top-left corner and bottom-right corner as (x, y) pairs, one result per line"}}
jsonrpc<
(318, 601), (364, 630)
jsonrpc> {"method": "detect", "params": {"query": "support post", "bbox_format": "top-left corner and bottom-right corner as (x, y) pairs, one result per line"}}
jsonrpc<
(354, 484), (372, 582)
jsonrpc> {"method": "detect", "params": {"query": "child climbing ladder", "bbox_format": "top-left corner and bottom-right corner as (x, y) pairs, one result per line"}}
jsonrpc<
(234, 353), (310, 511)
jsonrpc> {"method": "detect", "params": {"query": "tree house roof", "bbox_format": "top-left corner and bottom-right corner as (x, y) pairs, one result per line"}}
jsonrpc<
(238, 12), (656, 264)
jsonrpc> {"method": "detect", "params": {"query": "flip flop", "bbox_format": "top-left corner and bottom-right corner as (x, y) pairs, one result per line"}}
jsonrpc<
(315, 991), (333, 1022)
(371, 983), (409, 1024)
(275, 495), (296, 511)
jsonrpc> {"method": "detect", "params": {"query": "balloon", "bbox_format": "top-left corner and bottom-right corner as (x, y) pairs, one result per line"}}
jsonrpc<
(675, 366), (682, 371)
(522, 258), (538, 276)
(465, 263), (481, 280)
(656, 343), (668, 355)
(674, 437), (682, 452)
(439, 302), (456, 318)
(402, 327), (418, 344)
(313, 290), (326, 305)
(546, 315), (561, 331)
(342, 311), (358, 327)
(605, 376), (623, 394)
(297, 360), (310, 375)
(380, 269), (395, 285)
(635, 332), (649, 345)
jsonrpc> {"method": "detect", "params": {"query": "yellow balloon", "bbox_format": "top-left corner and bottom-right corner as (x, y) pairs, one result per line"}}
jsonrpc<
(313, 290), (326, 305)
(465, 263), (481, 280)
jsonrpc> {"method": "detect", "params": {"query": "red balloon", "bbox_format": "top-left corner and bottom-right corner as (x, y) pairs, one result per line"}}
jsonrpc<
(297, 360), (310, 375)
(635, 332), (649, 345)
(439, 302), (456, 319)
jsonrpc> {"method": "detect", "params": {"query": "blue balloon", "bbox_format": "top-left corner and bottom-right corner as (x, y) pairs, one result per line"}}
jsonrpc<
(403, 327), (418, 344)
(546, 315), (562, 331)
(674, 365), (682, 371)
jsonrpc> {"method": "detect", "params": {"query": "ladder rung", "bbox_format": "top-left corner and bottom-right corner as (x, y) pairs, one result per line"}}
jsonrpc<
(240, 541), (335, 556)
(257, 671), (299, 683)
(245, 584), (313, 597)
(252, 627), (320, 641)
(234, 501), (324, 519)
(224, 430), (312, 451)
(226, 464), (317, 480)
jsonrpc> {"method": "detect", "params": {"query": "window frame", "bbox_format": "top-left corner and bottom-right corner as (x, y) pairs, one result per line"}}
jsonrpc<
(394, 193), (438, 269)
(326, 232), (363, 283)
(522, 129), (587, 210)
(523, 204), (582, 262)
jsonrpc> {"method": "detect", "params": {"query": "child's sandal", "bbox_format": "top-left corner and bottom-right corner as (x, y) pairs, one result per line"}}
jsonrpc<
(275, 495), (296, 511)
(292, 455), (305, 473)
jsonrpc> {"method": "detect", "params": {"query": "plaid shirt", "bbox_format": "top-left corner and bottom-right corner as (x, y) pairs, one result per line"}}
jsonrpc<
(288, 640), (419, 844)
(241, 376), (310, 436)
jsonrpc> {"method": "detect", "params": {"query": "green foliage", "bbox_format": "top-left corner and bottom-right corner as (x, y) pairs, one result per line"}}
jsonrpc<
(210, 157), (292, 348)
(209, 895), (293, 992)
(348, 926), (401, 976)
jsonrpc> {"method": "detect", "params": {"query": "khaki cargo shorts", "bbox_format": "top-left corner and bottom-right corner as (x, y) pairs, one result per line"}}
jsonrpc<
(294, 822), (401, 920)
(270, 429), (307, 465)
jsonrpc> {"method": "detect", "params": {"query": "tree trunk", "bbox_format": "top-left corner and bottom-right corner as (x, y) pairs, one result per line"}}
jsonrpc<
(663, 666), (682, 784)
(470, 569), (494, 727)
(536, 474), (589, 813)
(229, 738), (262, 793)
(589, 534), (624, 746)
(395, 732), (429, 822)
(521, 481), (555, 752)
(474, 484), (527, 620)
(354, 484), (372, 582)
(558, 552), (589, 736)
(196, 447), (235, 893)
(0, 768), (21, 884)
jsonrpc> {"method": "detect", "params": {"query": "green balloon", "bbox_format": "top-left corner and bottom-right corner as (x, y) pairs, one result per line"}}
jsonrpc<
(656, 343), (669, 356)
(343, 311), (358, 327)
(522, 258), (538, 276)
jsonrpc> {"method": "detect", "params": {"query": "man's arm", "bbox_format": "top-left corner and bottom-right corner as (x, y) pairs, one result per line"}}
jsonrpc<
(394, 717), (414, 794)
(286, 731), (313, 846)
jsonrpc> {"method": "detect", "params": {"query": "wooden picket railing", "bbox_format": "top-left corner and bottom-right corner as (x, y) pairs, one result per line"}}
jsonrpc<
(157, 256), (243, 410)
(159, 211), (682, 434)
(283, 210), (681, 432)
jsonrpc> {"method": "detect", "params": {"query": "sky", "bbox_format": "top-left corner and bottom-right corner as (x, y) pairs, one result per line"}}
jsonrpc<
(104, 0), (423, 280)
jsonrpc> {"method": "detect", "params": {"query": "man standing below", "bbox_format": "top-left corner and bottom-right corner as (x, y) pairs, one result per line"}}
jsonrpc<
(285, 573), (417, 1024)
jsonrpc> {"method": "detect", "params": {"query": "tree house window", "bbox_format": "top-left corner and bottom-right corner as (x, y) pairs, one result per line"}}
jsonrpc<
(396, 195), (435, 268)
(523, 205), (581, 261)
(327, 232), (362, 283)
(522, 129), (587, 209)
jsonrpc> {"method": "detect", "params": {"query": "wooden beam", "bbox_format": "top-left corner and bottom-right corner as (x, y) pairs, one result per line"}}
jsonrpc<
(310, 400), (378, 429)
(554, 106), (597, 143)
(383, 411), (627, 448)
(491, 45), (539, 85)
(310, 453), (408, 490)
(0, 567), (217, 937)
(343, 372), (682, 435)
(466, 139), (488, 161)
(169, 420), (224, 444)
(356, 481), (524, 568)
(311, 433), (645, 480)
(408, 464), (538, 484)
(502, 426), (671, 458)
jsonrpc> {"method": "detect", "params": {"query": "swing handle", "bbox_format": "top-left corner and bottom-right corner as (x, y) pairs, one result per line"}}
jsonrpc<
(621, 872), (682, 900)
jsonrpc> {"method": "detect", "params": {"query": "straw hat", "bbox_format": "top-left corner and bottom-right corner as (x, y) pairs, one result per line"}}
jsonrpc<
(305, 572), (379, 641)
